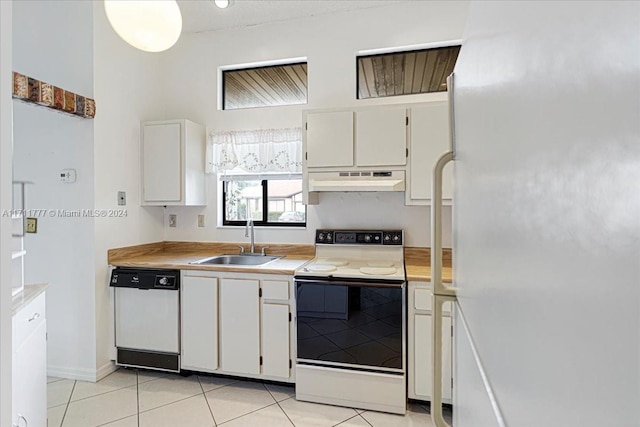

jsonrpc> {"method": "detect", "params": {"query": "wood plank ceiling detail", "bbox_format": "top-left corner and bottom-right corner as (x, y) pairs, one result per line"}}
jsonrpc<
(224, 63), (308, 110)
(357, 46), (460, 99)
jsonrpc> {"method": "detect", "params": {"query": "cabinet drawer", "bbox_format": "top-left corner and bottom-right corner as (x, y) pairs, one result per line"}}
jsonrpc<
(414, 288), (451, 314)
(13, 292), (46, 348)
(262, 280), (289, 301)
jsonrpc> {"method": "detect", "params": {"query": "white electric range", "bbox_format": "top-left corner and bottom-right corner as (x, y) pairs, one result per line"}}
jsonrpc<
(294, 229), (407, 415)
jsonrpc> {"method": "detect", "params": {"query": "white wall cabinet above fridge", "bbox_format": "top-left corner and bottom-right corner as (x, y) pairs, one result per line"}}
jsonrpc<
(406, 101), (453, 205)
(141, 119), (206, 206)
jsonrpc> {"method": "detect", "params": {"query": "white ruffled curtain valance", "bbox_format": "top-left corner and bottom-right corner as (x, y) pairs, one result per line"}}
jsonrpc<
(207, 127), (303, 174)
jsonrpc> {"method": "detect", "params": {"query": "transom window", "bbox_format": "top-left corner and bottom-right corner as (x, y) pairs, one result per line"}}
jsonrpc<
(357, 45), (461, 99)
(222, 62), (308, 110)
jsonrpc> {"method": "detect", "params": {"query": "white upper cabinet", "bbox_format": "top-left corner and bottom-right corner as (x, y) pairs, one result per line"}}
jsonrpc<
(305, 111), (353, 168)
(355, 108), (407, 167)
(141, 119), (206, 206)
(406, 101), (453, 205)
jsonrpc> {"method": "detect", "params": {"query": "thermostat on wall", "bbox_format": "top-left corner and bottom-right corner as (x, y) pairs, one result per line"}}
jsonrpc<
(60, 168), (76, 183)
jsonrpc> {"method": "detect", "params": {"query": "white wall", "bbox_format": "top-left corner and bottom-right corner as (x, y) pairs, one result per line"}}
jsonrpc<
(0, 1), (13, 424)
(92, 2), (166, 375)
(12, 0), (97, 380)
(160, 1), (468, 247)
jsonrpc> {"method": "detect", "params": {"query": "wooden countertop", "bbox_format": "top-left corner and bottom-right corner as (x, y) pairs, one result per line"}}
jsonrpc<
(108, 241), (315, 275)
(404, 247), (453, 283)
(109, 242), (452, 281)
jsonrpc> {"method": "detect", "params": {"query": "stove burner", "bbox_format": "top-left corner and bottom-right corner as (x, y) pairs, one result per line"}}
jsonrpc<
(359, 266), (397, 275)
(306, 264), (337, 273)
(367, 261), (395, 268)
(322, 258), (348, 266)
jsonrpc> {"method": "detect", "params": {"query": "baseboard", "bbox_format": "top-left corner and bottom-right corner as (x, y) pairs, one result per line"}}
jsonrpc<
(96, 361), (117, 381)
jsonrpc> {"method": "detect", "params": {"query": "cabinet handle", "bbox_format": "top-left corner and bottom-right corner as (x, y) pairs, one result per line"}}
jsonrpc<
(28, 313), (40, 322)
(18, 413), (28, 427)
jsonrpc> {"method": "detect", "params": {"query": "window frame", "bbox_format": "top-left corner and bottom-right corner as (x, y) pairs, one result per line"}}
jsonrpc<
(221, 178), (306, 227)
(221, 61), (308, 111)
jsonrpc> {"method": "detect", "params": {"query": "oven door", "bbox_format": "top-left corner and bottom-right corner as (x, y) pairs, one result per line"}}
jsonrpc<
(295, 277), (405, 374)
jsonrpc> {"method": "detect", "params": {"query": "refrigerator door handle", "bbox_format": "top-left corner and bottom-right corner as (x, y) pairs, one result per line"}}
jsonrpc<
(431, 72), (457, 427)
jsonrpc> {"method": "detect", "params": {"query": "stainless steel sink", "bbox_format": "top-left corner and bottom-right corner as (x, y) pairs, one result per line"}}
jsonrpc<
(190, 254), (282, 266)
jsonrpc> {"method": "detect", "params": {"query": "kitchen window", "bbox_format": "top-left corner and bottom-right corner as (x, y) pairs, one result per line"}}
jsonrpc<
(222, 176), (305, 226)
(222, 62), (308, 110)
(209, 127), (305, 227)
(357, 45), (460, 99)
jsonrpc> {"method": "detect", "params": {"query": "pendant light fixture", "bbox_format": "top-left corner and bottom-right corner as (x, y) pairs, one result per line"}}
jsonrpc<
(104, 1), (182, 53)
(214, 0), (232, 9)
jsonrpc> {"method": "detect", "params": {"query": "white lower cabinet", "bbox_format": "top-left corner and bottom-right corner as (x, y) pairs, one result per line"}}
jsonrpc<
(181, 276), (219, 372)
(181, 271), (294, 382)
(12, 291), (47, 427)
(220, 278), (261, 375)
(408, 281), (453, 403)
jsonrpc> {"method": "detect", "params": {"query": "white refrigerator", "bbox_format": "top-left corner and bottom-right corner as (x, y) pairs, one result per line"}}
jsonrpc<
(431, 2), (640, 426)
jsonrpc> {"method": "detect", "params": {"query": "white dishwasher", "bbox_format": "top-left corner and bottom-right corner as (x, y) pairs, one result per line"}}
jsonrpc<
(110, 267), (180, 372)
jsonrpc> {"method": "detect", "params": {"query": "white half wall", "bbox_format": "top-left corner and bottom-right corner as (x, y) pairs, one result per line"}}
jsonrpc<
(93, 2), (166, 375)
(160, 1), (468, 247)
(12, 0), (96, 380)
(0, 1), (13, 424)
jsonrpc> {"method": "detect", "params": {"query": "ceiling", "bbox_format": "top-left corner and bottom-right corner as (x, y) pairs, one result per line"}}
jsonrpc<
(177, 0), (410, 33)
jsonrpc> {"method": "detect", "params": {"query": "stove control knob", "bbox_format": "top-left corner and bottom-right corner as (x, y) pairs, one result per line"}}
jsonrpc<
(318, 233), (325, 242)
(326, 233), (332, 241)
(364, 234), (371, 242)
(159, 277), (168, 285)
(384, 234), (391, 242)
(393, 234), (400, 243)
(374, 235), (380, 241)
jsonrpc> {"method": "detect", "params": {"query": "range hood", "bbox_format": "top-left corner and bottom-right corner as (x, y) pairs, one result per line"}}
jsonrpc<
(308, 170), (405, 192)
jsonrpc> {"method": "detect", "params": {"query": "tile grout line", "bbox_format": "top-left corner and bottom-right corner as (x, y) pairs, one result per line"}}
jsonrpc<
(58, 380), (76, 427)
(331, 412), (369, 427)
(264, 384), (295, 426)
(217, 402), (281, 426)
(198, 375), (218, 426)
(359, 413), (374, 427)
(136, 370), (140, 427)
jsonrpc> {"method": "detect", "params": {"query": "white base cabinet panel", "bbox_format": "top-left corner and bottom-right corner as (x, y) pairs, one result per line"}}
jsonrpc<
(12, 291), (47, 427)
(181, 276), (218, 372)
(408, 281), (453, 403)
(181, 271), (294, 383)
(261, 303), (290, 378)
(220, 278), (261, 376)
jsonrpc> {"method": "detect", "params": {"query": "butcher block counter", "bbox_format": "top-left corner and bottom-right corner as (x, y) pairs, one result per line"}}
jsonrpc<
(404, 247), (453, 283)
(108, 241), (315, 275)
(109, 242), (452, 282)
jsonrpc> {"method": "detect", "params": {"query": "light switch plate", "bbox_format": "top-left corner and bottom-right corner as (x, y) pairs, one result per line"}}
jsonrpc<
(169, 214), (177, 228)
(117, 191), (126, 206)
(60, 168), (76, 183)
(197, 214), (205, 227)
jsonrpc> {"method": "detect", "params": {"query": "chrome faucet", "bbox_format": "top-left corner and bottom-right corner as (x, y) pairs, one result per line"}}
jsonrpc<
(245, 218), (255, 254)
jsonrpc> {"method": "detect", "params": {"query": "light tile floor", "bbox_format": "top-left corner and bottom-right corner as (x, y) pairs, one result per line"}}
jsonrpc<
(47, 369), (449, 427)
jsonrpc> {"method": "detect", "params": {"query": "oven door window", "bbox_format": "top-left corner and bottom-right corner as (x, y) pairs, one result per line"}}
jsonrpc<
(296, 282), (403, 371)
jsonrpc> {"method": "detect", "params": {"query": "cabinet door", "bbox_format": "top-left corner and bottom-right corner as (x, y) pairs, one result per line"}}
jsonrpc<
(408, 102), (452, 202)
(414, 314), (452, 401)
(181, 276), (218, 372)
(261, 303), (290, 378)
(143, 122), (182, 202)
(306, 111), (353, 168)
(355, 108), (407, 166)
(13, 320), (47, 427)
(219, 278), (260, 375)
